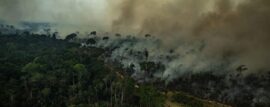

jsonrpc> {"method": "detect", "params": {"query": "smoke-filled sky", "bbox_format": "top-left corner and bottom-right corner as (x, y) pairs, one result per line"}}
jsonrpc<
(1, 0), (270, 74)
(0, 0), (244, 32)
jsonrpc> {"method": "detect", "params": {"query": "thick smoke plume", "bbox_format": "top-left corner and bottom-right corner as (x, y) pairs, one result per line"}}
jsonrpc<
(111, 0), (270, 75)
(104, 1), (270, 105)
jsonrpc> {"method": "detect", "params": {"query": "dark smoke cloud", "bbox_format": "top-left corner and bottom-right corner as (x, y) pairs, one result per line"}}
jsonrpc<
(193, 0), (270, 73)
(111, 0), (270, 74)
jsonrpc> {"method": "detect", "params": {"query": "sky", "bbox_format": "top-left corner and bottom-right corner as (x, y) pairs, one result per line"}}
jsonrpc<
(0, 0), (245, 33)
(0, 0), (244, 32)
(0, 0), (110, 32)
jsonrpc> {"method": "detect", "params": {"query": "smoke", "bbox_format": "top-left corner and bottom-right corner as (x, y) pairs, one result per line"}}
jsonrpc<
(0, 0), (110, 35)
(104, 1), (270, 105)
(110, 0), (270, 75)
(193, 0), (270, 74)
(1, 0), (269, 106)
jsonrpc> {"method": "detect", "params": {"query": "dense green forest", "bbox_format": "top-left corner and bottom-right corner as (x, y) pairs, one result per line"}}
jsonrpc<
(0, 33), (165, 107)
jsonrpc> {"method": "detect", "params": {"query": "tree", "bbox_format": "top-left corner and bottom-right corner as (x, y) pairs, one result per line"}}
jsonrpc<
(115, 33), (121, 37)
(52, 32), (58, 39)
(73, 63), (87, 83)
(103, 36), (109, 40)
(65, 33), (77, 41)
(73, 64), (87, 73)
(22, 62), (45, 78)
(145, 34), (151, 38)
(86, 38), (96, 45)
(137, 85), (165, 107)
(73, 64), (87, 97)
(90, 31), (97, 35)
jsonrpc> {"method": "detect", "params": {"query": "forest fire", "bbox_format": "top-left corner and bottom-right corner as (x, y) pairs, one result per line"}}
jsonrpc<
(0, 0), (270, 107)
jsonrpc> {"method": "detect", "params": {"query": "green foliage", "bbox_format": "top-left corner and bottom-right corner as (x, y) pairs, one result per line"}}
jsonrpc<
(0, 34), (165, 107)
(65, 33), (77, 41)
(172, 93), (203, 107)
(41, 88), (51, 96)
(137, 85), (165, 107)
(73, 64), (87, 73)
(22, 62), (44, 73)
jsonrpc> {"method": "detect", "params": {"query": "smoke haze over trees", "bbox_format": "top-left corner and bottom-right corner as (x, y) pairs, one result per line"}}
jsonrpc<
(1, 0), (269, 74)
(0, 0), (270, 107)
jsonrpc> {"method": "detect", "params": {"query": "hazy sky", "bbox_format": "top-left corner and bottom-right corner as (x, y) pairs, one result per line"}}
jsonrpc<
(0, 0), (110, 31)
(0, 0), (244, 32)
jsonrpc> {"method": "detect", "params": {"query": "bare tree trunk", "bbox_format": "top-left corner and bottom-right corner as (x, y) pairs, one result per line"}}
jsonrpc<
(110, 81), (113, 107)
(114, 88), (117, 107)
(30, 90), (33, 100)
(121, 88), (124, 106)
